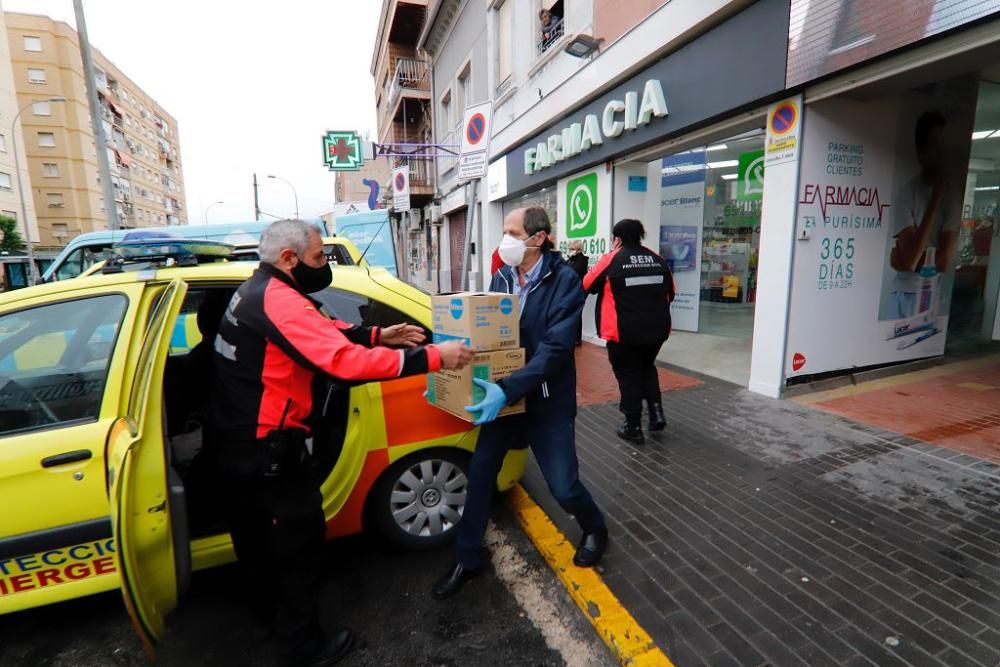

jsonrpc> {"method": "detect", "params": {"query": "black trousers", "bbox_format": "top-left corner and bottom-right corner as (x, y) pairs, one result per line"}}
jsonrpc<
(606, 341), (664, 419)
(220, 444), (326, 663)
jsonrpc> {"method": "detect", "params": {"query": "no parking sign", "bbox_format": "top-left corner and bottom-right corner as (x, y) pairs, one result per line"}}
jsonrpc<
(459, 101), (493, 181)
(391, 165), (410, 211)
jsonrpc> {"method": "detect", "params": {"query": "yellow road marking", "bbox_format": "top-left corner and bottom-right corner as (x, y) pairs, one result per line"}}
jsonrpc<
(794, 354), (1000, 405)
(505, 484), (673, 666)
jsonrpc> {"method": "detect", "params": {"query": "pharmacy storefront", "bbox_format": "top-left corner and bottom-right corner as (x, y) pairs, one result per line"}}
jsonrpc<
(487, 0), (789, 381)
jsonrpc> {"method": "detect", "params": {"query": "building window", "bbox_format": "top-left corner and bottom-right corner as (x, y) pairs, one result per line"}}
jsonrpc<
(0, 134), (6, 153)
(23, 36), (42, 52)
(2, 210), (16, 221)
(458, 61), (473, 111)
(47, 193), (65, 208)
(0, 172), (11, 190)
(33, 101), (51, 116)
(27, 67), (46, 84)
(52, 222), (68, 239)
(495, 1), (513, 95)
(440, 88), (453, 136)
(38, 132), (56, 147)
(42, 163), (59, 178)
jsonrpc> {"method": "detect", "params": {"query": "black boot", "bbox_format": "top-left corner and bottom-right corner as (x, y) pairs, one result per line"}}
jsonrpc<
(616, 416), (644, 445)
(648, 402), (666, 432)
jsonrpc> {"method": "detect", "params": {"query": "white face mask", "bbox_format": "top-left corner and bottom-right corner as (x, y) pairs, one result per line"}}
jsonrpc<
(499, 233), (529, 267)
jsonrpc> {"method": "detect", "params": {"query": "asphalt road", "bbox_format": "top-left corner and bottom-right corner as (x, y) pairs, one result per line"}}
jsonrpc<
(0, 508), (613, 666)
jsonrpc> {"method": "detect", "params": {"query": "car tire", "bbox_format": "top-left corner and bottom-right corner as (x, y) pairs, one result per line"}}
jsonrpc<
(368, 448), (470, 550)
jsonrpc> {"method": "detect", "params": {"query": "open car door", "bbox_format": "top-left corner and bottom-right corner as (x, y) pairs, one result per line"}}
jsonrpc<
(107, 278), (191, 656)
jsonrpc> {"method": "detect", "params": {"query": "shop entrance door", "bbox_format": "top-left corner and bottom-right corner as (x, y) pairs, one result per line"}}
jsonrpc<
(448, 208), (467, 292)
(948, 76), (1000, 353)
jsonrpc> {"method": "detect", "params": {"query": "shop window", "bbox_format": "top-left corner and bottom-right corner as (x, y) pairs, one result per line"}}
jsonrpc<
(538, 1), (565, 54)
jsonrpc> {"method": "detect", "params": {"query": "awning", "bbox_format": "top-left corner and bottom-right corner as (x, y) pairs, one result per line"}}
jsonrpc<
(114, 149), (132, 167)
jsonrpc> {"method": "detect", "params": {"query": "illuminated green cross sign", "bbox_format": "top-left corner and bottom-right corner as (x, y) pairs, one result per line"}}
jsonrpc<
(322, 131), (362, 171)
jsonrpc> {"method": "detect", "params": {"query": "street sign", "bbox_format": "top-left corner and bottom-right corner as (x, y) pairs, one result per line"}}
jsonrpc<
(322, 130), (363, 171)
(392, 165), (410, 211)
(458, 100), (493, 181)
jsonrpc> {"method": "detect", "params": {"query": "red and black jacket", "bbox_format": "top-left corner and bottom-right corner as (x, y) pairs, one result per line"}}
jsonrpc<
(582, 244), (675, 345)
(209, 263), (441, 442)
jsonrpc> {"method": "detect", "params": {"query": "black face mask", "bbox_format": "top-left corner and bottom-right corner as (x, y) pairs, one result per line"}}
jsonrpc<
(291, 258), (332, 293)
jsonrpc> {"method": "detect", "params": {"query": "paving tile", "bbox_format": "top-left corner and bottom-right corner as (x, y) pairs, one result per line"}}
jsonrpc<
(521, 363), (1000, 667)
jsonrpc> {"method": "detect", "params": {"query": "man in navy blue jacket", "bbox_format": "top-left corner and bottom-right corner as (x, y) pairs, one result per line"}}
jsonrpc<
(432, 206), (608, 600)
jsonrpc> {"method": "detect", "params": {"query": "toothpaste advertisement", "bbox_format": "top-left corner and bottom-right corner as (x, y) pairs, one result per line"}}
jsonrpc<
(785, 77), (977, 377)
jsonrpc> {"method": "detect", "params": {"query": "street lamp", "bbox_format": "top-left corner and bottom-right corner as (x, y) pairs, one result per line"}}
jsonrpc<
(13, 96), (66, 286)
(267, 174), (299, 219)
(204, 200), (224, 223)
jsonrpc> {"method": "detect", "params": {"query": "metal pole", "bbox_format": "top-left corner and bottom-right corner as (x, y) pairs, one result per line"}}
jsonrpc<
(11, 105), (36, 286)
(461, 180), (477, 291)
(73, 0), (119, 232)
(253, 172), (261, 221)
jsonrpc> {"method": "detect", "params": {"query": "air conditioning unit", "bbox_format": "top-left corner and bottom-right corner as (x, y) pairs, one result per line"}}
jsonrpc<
(428, 204), (443, 224)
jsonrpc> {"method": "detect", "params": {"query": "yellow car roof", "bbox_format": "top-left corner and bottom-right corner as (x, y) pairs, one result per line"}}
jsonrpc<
(0, 261), (406, 309)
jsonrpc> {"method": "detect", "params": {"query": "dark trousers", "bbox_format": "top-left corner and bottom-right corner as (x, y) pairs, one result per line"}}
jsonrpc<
(456, 413), (605, 569)
(606, 341), (664, 419)
(220, 445), (326, 663)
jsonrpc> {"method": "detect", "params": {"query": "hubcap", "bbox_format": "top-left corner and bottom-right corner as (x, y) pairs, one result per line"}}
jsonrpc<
(390, 458), (467, 537)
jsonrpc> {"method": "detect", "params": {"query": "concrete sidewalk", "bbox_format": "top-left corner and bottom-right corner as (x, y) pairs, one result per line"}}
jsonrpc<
(523, 353), (1000, 666)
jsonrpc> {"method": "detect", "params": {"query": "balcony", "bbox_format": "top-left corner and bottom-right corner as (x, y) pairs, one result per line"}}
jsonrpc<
(380, 57), (430, 136)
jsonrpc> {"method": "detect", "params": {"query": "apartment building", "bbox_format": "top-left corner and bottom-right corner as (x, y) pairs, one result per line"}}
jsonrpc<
(6, 12), (186, 248)
(371, 0), (436, 290)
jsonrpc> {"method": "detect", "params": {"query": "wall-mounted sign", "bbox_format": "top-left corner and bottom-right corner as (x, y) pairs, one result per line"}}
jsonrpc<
(322, 131), (363, 171)
(765, 96), (802, 168)
(524, 80), (667, 176)
(459, 101), (494, 181)
(392, 166), (410, 211)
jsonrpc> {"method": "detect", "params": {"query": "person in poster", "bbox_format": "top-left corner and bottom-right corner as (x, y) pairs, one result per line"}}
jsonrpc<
(887, 111), (960, 323)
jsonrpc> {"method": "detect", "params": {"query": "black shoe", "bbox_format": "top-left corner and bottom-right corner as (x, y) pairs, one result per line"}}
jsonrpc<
(648, 403), (666, 432)
(573, 529), (608, 567)
(431, 562), (483, 600)
(617, 421), (645, 445)
(303, 628), (354, 667)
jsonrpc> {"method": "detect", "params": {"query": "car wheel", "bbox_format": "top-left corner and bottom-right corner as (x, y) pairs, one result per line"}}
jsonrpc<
(369, 448), (470, 550)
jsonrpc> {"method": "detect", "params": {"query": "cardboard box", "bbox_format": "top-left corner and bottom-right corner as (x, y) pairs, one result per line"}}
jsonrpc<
(427, 348), (526, 421)
(431, 292), (519, 352)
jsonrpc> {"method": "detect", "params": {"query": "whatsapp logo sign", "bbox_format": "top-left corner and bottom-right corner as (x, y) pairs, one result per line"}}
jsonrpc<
(566, 173), (598, 238)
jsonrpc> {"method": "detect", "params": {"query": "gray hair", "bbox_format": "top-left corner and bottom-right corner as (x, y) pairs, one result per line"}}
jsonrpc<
(258, 219), (317, 264)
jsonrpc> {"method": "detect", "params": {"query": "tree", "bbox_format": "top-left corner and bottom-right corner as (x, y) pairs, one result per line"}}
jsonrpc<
(0, 215), (24, 253)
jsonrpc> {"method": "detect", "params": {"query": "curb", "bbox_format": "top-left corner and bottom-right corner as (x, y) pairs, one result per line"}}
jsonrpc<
(505, 484), (673, 667)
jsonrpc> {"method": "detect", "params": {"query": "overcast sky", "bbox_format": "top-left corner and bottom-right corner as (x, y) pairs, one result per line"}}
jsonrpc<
(4, 0), (381, 224)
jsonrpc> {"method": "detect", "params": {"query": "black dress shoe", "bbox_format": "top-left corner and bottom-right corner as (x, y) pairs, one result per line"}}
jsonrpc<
(431, 562), (483, 600)
(648, 403), (667, 432)
(573, 529), (608, 567)
(304, 628), (354, 666)
(617, 421), (645, 445)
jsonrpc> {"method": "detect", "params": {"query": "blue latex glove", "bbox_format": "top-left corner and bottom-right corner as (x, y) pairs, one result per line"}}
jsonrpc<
(464, 378), (507, 425)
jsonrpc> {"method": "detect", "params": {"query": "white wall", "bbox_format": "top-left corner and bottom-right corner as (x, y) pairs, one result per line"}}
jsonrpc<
(0, 12), (38, 242)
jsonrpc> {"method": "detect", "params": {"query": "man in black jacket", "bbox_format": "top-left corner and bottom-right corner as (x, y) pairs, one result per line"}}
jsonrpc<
(431, 207), (607, 600)
(583, 219), (674, 445)
(209, 220), (472, 665)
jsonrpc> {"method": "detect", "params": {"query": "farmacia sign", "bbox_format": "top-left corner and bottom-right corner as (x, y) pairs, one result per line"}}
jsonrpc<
(524, 80), (668, 176)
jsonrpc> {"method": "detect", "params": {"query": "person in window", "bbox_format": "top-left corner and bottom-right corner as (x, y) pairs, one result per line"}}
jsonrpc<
(208, 219), (472, 666)
(888, 110), (959, 320)
(539, 8), (562, 50)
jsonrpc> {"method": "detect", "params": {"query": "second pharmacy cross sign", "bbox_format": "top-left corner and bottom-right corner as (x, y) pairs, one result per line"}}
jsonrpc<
(458, 101), (493, 181)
